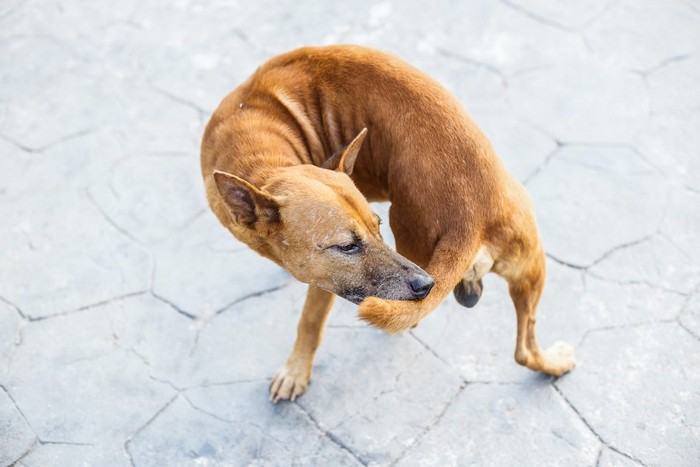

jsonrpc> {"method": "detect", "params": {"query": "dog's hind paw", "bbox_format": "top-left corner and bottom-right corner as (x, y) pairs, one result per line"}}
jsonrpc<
(543, 341), (576, 376)
(453, 279), (483, 308)
(270, 366), (310, 403)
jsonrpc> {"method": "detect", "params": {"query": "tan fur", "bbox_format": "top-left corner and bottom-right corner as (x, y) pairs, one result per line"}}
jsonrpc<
(201, 45), (575, 402)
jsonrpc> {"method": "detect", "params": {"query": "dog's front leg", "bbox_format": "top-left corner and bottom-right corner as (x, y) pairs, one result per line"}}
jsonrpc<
(270, 285), (334, 403)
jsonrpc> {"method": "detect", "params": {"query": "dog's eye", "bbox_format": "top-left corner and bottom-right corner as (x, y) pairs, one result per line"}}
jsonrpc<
(334, 243), (361, 254)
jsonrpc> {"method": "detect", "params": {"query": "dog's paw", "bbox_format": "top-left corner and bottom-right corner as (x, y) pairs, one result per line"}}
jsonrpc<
(543, 341), (576, 376)
(453, 279), (483, 308)
(269, 366), (310, 403)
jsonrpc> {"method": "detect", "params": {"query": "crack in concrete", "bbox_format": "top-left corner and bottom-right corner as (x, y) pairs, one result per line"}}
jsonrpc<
(518, 114), (564, 146)
(585, 234), (656, 269)
(1, 383), (39, 461)
(676, 282), (700, 342)
(389, 382), (466, 466)
(11, 290), (149, 323)
(432, 46), (508, 89)
(657, 231), (691, 260)
(124, 347), (183, 393)
(37, 291), (150, 322)
(0, 128), (95, 154)
(551, 426), (582, 452)
(38, 440), (94, 446)
(517, 138), (670, 187)
(677, 320), (700, 343)
(585, 270), (689, 296)
(248, 422), (295, 462)
(151, 280), (293, 360)
(469, 380), (527, 386)
(0, 385), (91, 458)
(594, 446), (603, 467)
(214, 280), (293, 316)
(1, 298), (27, 382)
(577, 319), (678, 348)
(181, 392), (274, 447)
(408, 330), (452, 369)
(75, 290), (150, 312)
(196, 378), (269, 389)
(86, 188), (145, 246)
(123, 393), (180, 467)
(3, 322), (26, 381)
(181, 392), (235, 424)
(150, 276), (292, 327)
(148, 82), (209, 120)
(499, 0), (573, 32)
(148, 255), (157, 293)
(0, 296), (27, 320)
(684, 184), (700, 196)
(547, 232), (656, 273)
(142, 150), (192, 157)
(8, 440), (38, 466)
(231, 29), (273, 58)
(65, 349), (120, 368)
(523, 145), (561, 185)
(498, 0), (596, 53)
(149, 291), (197, 320)
(374, 346), (428, 401)
(638, 53), (694, 77)
(552, 384), (648, 467)
(293, 402), (368, 466)
(153, 207), (208, 246)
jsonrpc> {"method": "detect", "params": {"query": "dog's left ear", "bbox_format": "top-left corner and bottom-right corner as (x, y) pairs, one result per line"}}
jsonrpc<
(323, 128), (367, 175)
(213, 170), (280, 228)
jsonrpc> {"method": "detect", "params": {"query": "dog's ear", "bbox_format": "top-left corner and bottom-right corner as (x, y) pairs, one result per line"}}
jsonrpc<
(213, 170), (280, 228)
(323, 127), (367, 175)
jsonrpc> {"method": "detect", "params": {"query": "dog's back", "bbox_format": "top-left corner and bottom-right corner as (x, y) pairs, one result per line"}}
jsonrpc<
(202, 46), (517, 265)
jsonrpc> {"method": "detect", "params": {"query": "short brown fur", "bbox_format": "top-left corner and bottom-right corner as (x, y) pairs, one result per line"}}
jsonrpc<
(201, 45), (575, 402)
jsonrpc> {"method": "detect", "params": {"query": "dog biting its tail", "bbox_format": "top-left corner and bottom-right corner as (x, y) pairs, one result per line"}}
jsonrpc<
(201, 45), (576, 402)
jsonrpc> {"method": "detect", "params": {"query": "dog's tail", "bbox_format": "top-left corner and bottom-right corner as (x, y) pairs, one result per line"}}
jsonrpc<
(358, 237), (480, 333)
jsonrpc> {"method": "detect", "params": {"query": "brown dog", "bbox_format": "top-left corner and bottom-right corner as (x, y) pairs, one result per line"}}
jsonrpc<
(201, 45), (575, 402)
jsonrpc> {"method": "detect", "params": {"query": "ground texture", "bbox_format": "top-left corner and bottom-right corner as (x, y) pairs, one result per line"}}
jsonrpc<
(1, 0), (699, 465)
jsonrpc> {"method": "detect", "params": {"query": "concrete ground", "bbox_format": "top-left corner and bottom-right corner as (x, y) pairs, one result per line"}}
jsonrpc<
(1, 0), (699, 465)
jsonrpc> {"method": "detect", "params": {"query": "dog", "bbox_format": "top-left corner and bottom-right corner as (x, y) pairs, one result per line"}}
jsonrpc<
(201, 45), (576, 403)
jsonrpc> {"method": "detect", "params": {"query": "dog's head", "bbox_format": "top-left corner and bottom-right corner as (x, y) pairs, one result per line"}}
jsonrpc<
(213, 129), (434, 304)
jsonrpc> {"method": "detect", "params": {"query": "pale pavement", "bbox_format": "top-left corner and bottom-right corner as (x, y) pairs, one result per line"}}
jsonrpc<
(1, 0), (699, 465)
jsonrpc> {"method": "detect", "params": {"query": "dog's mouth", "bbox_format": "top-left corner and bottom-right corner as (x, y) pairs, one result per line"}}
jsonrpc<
(339, 284), (433, 304)
(340, 289), (365, 304)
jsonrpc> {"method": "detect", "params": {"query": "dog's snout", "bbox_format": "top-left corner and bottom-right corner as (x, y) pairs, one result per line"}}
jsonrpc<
(409, 275), (435, 300)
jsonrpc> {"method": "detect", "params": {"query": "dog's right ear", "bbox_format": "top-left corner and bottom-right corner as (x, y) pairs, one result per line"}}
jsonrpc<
(213, 170), (280, 228)
(322, 127), (367, 175)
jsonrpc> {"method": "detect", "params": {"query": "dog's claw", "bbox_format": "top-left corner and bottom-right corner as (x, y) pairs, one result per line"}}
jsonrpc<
(270, 366), (310, 403)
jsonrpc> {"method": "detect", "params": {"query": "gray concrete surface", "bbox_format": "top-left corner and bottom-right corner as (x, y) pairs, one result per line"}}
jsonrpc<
(1, 0), (699, 465)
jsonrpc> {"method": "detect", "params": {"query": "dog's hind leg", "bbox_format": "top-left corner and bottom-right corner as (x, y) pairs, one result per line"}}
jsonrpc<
(270, 285), (334, 403)
(504, 244), (576, 376)
(358, 230), (481, 333)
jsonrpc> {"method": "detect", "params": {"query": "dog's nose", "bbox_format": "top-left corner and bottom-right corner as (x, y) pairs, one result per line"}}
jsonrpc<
(409, 275), (435, 299)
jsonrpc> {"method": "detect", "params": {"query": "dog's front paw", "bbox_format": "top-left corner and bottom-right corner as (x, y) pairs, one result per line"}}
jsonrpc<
(269, 365), (310, 403)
